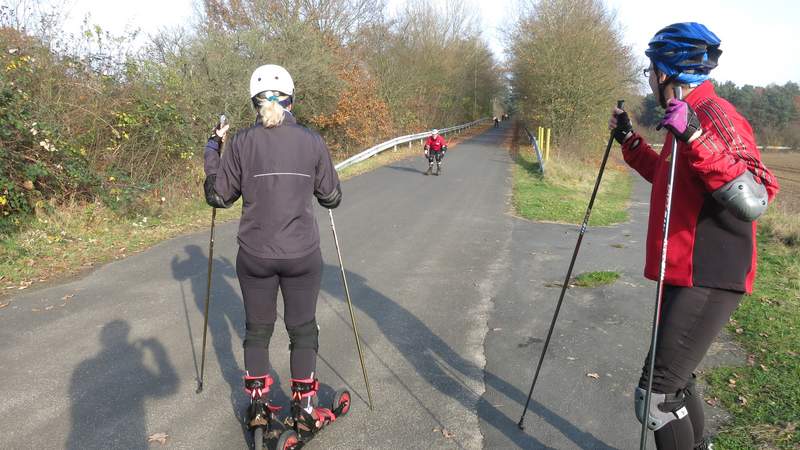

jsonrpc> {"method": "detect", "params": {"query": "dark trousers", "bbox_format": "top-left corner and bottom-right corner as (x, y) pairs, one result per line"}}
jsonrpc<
(427, 150), (443, 163)
(640, 285), (742, 449)
(236, 247), (322, 378)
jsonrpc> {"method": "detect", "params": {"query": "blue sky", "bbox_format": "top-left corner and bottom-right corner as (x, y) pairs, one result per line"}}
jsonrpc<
(56, 0), (799, 87)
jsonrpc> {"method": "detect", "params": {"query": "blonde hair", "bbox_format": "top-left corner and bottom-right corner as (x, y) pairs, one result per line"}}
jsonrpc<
(256, 92), (291, 128)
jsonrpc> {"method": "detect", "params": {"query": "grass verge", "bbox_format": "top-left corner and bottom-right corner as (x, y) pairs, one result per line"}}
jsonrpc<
(512, 143), (631, 226)
(704, 208), (800, 449)
(0, 124), (490, 299)
(0, 197), (242, 299)
(572, 271), (620, 287)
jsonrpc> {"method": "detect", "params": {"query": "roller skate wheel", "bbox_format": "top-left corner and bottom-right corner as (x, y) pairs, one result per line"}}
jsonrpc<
(333, 389), (351, 416)
(276, 429), (300, 450)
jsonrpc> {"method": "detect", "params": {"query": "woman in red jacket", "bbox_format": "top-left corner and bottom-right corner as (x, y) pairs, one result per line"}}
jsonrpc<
(609, 23), (778, 450)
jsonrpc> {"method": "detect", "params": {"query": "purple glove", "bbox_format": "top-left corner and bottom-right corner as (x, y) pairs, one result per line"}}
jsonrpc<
(657, 98), (701, 143)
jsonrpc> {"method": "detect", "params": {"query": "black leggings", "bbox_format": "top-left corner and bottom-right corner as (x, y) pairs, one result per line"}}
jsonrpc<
(428, 150), (443, 163)
(236, 247), (322, 379)
(639, 285), (742, 450)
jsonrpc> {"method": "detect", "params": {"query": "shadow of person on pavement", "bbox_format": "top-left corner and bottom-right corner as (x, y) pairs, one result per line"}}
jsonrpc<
(67, 320), (178, 450)
(320, 264), (616, 450)
(384, 164), (428, 176)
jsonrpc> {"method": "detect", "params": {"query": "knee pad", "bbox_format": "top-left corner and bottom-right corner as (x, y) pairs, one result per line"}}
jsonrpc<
(634, 387), (689, 430)
(287, 319), (319, 352)
(243, 322), (275, 349)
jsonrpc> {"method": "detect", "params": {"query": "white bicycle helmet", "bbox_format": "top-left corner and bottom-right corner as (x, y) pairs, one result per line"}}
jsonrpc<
(249, 64), (294, 98)
(432, 129), (439, 135)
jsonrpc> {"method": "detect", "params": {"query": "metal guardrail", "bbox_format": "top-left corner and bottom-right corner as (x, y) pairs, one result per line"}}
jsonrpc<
(334, 118), (489, 171)
(523, 126), (545, 176)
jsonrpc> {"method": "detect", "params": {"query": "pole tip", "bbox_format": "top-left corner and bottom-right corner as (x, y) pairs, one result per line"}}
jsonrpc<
(517, 421), (525, 430)
(196, 382), (203, 394)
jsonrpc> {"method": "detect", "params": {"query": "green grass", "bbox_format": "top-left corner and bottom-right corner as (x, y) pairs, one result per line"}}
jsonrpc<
(512, 148), (631, 226)
(0, 196), (242, 296)
(572, 270), (620, 287)
(704, 231), (800, 449)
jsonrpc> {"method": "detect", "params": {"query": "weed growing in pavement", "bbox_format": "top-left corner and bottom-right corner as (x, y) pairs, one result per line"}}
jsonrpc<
(572, 271), (620, 287)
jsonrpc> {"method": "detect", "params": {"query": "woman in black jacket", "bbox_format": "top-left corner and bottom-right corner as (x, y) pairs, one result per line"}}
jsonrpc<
(203, 64), (343, 436)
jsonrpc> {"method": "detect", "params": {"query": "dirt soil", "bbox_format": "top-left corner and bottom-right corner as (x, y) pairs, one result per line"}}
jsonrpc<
(763, 151), (800, 213)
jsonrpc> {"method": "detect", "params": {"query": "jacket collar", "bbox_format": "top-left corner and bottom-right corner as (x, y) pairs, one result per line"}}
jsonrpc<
(684, 80), (714, 107)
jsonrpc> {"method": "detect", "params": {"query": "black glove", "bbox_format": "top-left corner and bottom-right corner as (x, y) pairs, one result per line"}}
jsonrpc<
(613, 110), (633, 145)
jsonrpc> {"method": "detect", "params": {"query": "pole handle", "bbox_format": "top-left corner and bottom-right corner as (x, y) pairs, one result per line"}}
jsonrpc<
(617, 100), (624, 109)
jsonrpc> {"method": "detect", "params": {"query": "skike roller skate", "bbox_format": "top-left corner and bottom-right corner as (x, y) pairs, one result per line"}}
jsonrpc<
(275, 376), (351, 450)
(244, 373), (282, 450)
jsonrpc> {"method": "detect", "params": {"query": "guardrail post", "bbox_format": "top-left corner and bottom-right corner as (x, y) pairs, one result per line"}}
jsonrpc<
(545, 128), (551, 161)
(393, 144), (397, 152)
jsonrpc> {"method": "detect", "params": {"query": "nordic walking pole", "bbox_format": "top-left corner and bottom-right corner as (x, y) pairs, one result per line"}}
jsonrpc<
(639, 86), (682, 449)
(197, 114), (227, 394)
(329, 208), (374, 411)
(518, 100), (624, 430)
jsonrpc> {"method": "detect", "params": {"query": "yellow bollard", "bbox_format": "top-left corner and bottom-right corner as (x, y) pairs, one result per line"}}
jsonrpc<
(538, 127), (543, 151)
(545, 128), (551, 161)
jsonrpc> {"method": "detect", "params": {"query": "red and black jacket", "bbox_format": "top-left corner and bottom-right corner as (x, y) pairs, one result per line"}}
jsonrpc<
(425, 135), (447, 151)
(622, 81), (779, 293)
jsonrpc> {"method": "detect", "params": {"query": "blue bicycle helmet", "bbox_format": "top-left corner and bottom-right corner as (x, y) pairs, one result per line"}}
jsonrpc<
(645, 22), (722, 86)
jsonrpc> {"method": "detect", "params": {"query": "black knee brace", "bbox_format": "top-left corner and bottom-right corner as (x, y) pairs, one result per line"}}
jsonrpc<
(243, 322), (275, 349)
(287, 319), (319, 352)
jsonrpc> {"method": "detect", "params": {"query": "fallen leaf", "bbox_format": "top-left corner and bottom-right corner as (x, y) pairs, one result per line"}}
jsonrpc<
(746, 354), (756, 366)
(737, 395), (748, 406)
(22, 180), (34, 190)
(587, 373), (600, 380)
(441, 428), (455, 439)
(0, 302), (9, 309)
(566, 357), (577, 361)
(759, 332), (769, 338)
(735, 327), (744, 334)
(759, 364), (769, 372)
(432, 428), (439, 433)
(147, 432), (168, 444)
(705, 397), (718, 407)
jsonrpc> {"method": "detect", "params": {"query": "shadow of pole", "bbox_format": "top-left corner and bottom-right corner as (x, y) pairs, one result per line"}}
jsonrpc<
(318, 263), (616, 450)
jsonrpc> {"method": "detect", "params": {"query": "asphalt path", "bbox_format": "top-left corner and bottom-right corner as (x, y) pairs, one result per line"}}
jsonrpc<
(0, 124), (738, 449)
